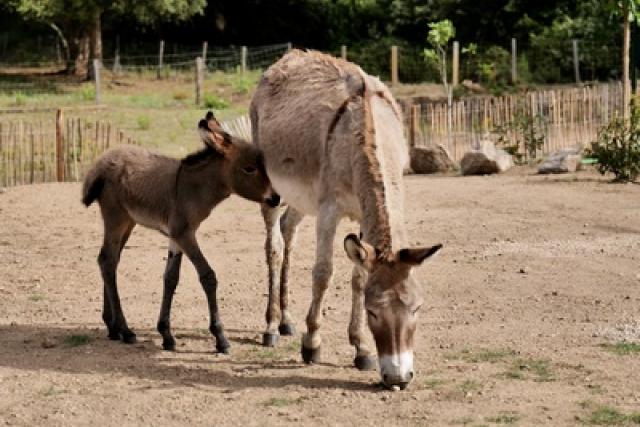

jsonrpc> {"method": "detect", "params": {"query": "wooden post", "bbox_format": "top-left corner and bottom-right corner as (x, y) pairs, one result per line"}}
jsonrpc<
(341, 45), (347, 60)
(202, 41), (208, 62)
(572, 39), (581, 84)
(56, 108), (64, 182)
(452, 41), (460, 87)
(157, 39), (164, 80)
(511, 38), (517, 84)
(195, 57), (204, 105)
(287, 42), (292, 52)
(93, 59), (101, 104)
(29, 124), (34, 184)
(391, 45), (399, 86)
(409, 104), (421, 149)
(113, 35), (121, 74)
(241, 46), (247, 74)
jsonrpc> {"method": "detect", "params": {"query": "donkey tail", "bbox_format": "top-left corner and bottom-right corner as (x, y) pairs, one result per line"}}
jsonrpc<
(82, 163), (105, 207)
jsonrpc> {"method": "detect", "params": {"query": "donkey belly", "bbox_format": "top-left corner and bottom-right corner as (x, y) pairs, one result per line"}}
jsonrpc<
(269, 171), (320, 216)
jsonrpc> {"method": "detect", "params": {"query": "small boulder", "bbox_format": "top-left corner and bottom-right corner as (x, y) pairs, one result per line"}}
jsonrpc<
(410, 145), (454, 174)
(538, 147), (583, 174)
(460, 141), (513, 175)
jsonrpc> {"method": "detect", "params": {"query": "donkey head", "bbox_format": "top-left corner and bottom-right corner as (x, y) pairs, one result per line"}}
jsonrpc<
(344, 234), (442, 390)
(198, 112), (279, 207)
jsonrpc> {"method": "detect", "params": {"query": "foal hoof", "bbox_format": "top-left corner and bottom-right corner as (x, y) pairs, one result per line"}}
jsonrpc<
(216, 337), (230, 354)
(278, 323), (295, 336)
(354, 355), (377, 371)
(121, 330), (137, 344)
(162, 338), (176, 351)
(263, 332), (279, 347)
(107, 329), (120, 341)
(301, 346), (320, 364)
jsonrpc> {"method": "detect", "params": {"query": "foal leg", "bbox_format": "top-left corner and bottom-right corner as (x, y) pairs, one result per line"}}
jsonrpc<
(301, 203), (338, 364)
(278, 207), (304, 336)
(99, 218), (136, 343)
(349, 265), (376, 370)
(261, 204), (286, 347)
(157, 240), (183, 351)
(173, 232), (229, 354)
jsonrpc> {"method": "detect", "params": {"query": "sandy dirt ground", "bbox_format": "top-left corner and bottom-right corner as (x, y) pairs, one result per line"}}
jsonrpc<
(1, 168), (639, 426)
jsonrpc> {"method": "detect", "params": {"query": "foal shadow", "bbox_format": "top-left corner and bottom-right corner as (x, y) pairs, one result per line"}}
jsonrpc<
(0, 323), (374, 392)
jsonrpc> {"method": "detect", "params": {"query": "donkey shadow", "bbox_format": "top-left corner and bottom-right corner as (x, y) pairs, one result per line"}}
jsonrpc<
(0, 323), (374, 392)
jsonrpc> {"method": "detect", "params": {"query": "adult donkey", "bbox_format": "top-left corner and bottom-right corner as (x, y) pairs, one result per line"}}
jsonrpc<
(82, 112), (279, 353)
(251, 50), (442, 390)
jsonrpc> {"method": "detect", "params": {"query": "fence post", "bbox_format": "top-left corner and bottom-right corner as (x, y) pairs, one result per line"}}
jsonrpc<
(511, 38), (517, 84)
(409, 104), (421, 149)
(195, 57), (204, 105)
(157, 39), (164, 80)
(341, 45), (347, 60)
(241, 46), (247, 74)
(572, 39), (581, 84)
(56, 108), (65, 182)
(391, 45), (399, 86)
(93, 59), (101, 104)
(287, 42), (292, 52)
(202, 41), (208, 62)
(452, 41), (460, 87)
(113, 34), (121, 74)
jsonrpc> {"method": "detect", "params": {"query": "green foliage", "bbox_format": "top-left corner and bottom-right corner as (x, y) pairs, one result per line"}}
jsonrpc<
(13, 91), (27, 106)
(485, 412), (520, 424)
(136, 114), (150, 130)
(600, 341), (640, 355)
(588, 106), (640, 182)
(493, 106), (547, 162)
(78, 84), (95, 101)
(63, 334), (92, 347)
(203, 94), (229, 110)
(586, 405), (640, 425)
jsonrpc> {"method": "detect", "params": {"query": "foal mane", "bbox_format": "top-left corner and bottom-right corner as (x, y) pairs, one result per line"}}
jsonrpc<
(181, 146), (223, 167)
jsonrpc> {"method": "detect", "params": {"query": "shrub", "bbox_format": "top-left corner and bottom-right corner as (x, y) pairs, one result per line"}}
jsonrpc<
(172, 91), (188, 101)
(136, 115), (151, 130)
(79, 84), (95, 101)
(588, 106), (640, 182)
(13, 92), (27, 106)
(203, 94), (229, 110)
(492, 106), (547, 163)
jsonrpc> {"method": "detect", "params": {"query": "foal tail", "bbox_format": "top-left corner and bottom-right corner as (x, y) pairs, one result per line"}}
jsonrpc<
(82, 163), (105, 207)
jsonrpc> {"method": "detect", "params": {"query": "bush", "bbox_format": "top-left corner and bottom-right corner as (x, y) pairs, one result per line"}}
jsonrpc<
(203, 94), (229, 110)
(13, 92), (27, 106)
(588, 106), (640, 182)
(79, 84), (95, 101)
(136, 115), (151, 130)
(172, 91), (188, 101)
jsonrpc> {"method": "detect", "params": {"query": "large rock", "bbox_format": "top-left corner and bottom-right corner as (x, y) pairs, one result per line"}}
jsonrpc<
(538, 147), (583, 174)
(410, 145), (454, 174)
(460, 141), (513, 175)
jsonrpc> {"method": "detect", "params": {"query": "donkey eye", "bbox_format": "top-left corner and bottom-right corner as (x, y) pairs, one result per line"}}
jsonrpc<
(366, 310), (378, 320)
(242, 166), (257, 174)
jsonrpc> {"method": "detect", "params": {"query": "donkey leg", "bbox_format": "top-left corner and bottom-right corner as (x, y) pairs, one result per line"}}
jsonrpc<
(157, 240), (183, 351)
(174, 232), (229, 354)
(301, 203), (338, 364)
(261, 204), (286, 347)
(349, 265), (377, 371)
(99, 220), (136, 344)
(278, 207), (304, 336)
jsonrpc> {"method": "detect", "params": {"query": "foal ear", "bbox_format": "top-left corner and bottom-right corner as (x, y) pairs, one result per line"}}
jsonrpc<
(344, 233), (376, 270)
(398, 244), (443, 266)
(198, 111), (232, 155)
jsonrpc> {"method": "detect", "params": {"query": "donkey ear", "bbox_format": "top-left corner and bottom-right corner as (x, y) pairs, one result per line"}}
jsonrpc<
(198, 115), (231, 155)
(398, 244), (443, 266)
(344, 234), (376, 270)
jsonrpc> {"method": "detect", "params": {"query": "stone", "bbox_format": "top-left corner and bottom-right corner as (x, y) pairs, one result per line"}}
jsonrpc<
(460, 141), (513, 175)
(409, 145), (454, 174)
(538, 146), (583, 174)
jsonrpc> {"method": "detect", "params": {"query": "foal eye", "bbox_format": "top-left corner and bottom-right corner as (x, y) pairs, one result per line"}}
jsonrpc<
(242, 166), (257, 174)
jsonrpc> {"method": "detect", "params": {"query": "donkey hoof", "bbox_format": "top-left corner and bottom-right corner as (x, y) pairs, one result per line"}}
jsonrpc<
(262, 333), (279, 347)
(216, 343), (230, 354)
(162, 338), (176, 351)
(278, 323), (295, 336)
(107, 329), (120, 341)
(121, 331), (137, 344)
(354, 355), (377, 371)
(301, 346), (320, 364)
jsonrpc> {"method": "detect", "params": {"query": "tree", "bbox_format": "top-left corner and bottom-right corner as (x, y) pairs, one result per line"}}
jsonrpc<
(8, 0), (206, 77)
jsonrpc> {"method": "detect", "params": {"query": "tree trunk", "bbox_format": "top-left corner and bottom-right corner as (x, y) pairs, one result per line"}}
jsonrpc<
(69, 34), (90, 77)
(623, 0), (631, 119)
(88, 9), (103, 80)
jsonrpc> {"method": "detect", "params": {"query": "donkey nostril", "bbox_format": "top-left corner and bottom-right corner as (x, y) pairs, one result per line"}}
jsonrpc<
(408, 372), (414, 380)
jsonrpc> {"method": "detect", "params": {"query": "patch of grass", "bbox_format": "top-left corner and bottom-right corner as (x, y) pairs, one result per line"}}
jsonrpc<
(423, 377), (447, 390)
(446, 348), (516, 364)
(451, 416), (475, 425)
(459, 379), (482, 394)
(63, 334), (92, 347)
(504, 358), (554, 382)
(485, 412), (520, 424)
(136, 114), (151, 130)
(29, 293), (45, 302)
(13, 91), (27, 106)
(231, 75), (255, 95)
(172, 91), (188, 101)
(40, 385), (64, 397)
(586, 406), (630, 425)
(78, 84), (95, 101)
(600, 342), (640, 356)
(262, 397), (300, 407)
(203, 93), (229, 110)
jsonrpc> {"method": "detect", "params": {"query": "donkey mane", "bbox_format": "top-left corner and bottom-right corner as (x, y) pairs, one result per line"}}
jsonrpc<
(181, 145), (223, 167)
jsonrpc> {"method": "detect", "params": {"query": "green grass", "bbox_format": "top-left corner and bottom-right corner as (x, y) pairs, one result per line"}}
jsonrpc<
(459, 379), (482, 394)
(136, 114), (151, 130)
(63, 334), (92, 347)
(203, 93), (229, 109)
(586, 406), (640, 425)
(451, 416), (475, 425)
(28, 293), (45, 302)
(600, 342), (640, 356)
(485, 412), (520, 424)
(504, 358), (554, 382)
(423, 377), (447, 390)
(446, 348), (516, 364)
(262, 397), (300, 407)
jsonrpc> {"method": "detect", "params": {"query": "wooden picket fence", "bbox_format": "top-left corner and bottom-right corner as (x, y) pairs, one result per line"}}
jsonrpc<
(0, 110), (136, 187)
(408, 82), (624, 161)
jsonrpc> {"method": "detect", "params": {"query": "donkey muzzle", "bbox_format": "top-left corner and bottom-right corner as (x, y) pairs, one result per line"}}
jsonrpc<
(265, 193), (280, 208)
